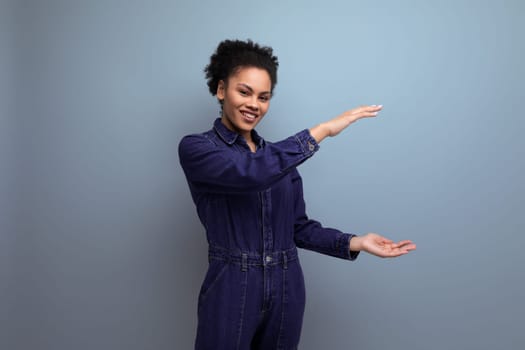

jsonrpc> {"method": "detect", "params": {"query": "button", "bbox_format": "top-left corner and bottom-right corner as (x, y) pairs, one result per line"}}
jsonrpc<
(265, 256), (272, 263)
(308, 142), (315, 151)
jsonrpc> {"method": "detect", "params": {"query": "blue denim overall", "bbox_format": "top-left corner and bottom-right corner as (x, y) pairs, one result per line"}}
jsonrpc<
(179, 119), (359, 349)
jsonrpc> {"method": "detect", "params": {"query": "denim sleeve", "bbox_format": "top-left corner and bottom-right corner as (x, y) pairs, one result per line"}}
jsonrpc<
(179, 129), (319, 193)
(291, 168), (359, 261)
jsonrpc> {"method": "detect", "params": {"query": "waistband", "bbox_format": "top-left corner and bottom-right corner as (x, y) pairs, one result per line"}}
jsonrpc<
(208, 245), (298, 270)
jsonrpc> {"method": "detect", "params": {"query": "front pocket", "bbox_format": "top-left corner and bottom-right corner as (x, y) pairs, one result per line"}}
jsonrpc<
(198, 259), (229, 303)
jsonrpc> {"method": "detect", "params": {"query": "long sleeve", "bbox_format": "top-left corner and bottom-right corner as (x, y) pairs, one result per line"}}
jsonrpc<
(292, 168), (359, 260)
(179, 128), (319, 194)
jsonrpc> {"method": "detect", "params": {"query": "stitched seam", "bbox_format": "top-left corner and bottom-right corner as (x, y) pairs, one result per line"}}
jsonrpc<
(276, 268), (287, 349)
(294, 134), (307, 154)
(235, 267), (249, 350)
(203, 131), (219, 146)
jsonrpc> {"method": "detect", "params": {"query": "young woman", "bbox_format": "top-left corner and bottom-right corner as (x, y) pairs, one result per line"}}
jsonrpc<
(179, 39), (416, 350)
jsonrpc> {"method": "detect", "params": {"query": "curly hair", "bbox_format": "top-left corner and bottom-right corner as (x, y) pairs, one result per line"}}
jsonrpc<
(204, 39), (279, 98)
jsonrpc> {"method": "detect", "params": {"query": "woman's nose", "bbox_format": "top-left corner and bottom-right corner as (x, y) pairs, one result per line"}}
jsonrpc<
(246, 96), (259, 110)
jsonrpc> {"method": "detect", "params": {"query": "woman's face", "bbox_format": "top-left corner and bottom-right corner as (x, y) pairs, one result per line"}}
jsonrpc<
(217, 66), (272, 139)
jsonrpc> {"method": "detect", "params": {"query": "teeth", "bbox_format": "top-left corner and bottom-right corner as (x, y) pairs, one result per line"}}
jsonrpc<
(242, 112), (256, 120)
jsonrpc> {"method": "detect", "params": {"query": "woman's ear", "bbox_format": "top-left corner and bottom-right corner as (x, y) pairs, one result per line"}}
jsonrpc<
(216, 80), (225, 100)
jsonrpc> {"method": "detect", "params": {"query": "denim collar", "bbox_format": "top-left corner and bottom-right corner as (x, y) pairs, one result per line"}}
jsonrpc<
(213, 118), (265, 149)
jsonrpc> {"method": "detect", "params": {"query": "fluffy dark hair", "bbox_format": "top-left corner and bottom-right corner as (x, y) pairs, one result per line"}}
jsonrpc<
(204, 39), (279, 97)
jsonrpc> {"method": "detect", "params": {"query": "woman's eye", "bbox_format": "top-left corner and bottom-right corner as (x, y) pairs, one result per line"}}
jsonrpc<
(259, 96), (269, 102)
(239, 90), (248, 96)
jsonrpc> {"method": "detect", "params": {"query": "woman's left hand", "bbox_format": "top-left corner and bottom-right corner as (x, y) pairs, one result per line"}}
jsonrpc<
(350, 233), (416, 258)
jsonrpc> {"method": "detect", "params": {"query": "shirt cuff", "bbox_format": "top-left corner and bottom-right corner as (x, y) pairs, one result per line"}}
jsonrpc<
(295, 129), (320, 156)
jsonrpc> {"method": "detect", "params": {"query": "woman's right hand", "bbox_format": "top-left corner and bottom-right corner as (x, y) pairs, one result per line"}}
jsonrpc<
(309, 104), (383, 143)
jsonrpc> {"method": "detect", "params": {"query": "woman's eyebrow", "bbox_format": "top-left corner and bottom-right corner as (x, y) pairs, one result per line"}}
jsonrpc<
(237, 83), (271, 95)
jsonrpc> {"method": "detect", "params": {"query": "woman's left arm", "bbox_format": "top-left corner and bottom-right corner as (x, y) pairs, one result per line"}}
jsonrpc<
(292, 169), (416, 259)
(350, 233), (416, 258)
(292, 168), (359, 260)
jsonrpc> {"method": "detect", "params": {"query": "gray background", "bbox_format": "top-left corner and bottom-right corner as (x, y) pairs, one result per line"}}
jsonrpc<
(2, 0), (524, 349)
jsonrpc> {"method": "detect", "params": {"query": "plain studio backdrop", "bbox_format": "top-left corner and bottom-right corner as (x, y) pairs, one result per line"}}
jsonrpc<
(2, 0), (524, 349)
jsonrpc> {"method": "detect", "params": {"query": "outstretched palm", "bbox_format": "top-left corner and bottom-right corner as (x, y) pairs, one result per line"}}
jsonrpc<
(359, 233), (416, 258)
